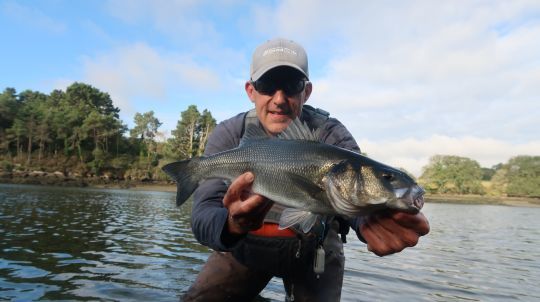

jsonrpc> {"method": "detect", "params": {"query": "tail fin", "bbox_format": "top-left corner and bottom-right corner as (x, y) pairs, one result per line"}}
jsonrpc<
(162, 160), (200, 206)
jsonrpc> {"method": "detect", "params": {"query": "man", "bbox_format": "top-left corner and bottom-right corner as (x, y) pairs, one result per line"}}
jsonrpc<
(183, 38), (430, 301)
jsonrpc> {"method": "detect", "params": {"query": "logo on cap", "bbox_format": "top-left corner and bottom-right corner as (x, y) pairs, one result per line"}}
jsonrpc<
(262, 47), (298, 57)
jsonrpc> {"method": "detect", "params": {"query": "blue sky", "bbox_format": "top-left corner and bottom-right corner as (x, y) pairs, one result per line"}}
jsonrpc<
(1, 0), (539, 176)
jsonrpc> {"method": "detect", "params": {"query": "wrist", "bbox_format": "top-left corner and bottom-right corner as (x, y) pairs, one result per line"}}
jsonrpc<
(220, 228), (246, 247)
(220, 214), (247, 248)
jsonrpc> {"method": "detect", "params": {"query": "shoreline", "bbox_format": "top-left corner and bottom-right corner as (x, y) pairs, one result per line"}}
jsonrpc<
(2, 177), (539, 208)
(425, 194), (540, 207)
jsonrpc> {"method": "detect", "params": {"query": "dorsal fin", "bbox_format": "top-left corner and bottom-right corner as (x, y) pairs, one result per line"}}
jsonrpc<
(240, 123), (269, 146)
(243, 122), (268, 139)
(241, 117), (321, 145)
(278, 118), (320, 141)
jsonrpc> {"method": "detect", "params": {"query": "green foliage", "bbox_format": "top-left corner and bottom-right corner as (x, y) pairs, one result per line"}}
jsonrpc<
(0, 88), (18, 130)
(502, 156), (540, 197)
(196, 109), (217, 156)
(419, 155), (484, 195)
(0, 83), (216, 183)
(130, 111), (162, 141)
(167, 105), (216, 160)
(490, 167), (508, 196)
(1, 160), (13, 172)
(481, 167), (496, 181)
(169, 105), (200, 159)
(89, 148), (107, 175)
(130, 111), (162, 171)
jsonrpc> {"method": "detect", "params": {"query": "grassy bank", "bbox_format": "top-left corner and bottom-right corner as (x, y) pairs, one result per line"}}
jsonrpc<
(0, 172), (174, 191)
(425, 194), (540, 207)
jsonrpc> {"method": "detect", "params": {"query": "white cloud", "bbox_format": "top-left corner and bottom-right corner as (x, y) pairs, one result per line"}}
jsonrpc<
(81, 43), (220, 115)
(259, 1), (540, 142)
(104, 0), (224, 43)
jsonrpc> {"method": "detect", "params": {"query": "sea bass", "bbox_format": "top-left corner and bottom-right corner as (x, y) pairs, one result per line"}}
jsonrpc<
(162, 118), (424, 232)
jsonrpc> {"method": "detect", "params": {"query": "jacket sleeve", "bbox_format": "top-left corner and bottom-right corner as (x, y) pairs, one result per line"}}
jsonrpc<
(190, 113), (244, 251)
(320, 118), (367, 243)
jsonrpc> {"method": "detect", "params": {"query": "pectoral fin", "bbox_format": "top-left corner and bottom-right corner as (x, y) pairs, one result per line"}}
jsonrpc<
(279, 208), (320, 233)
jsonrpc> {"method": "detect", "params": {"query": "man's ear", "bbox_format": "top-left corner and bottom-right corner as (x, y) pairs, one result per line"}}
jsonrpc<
(303, 81), (313, 102)
(245, 81), (256, 103)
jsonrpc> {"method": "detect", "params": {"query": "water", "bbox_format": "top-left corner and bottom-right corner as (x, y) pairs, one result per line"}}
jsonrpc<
(1, 184), (539, 301)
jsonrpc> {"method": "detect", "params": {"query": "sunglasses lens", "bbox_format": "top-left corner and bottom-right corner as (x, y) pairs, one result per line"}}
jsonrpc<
(254, 81), (276, 95)
(285, 80), (305, 95)
(253, 79), (305, 96)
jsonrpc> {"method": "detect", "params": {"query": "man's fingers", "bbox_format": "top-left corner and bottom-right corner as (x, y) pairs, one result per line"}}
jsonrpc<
(391, 212), (430, 236)
(375, 214), (420, 248)
(361, 212), (426, 256)
(231, 194), (268, 217)
(361, 223), (390, 257)
(223, 172), (255, 208)
(368, 220), (405, 255)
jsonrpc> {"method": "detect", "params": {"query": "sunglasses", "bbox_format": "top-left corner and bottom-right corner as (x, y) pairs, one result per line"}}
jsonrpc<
(251, 78), (307, 96)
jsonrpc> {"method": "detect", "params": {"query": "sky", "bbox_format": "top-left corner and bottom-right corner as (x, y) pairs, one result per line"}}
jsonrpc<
(1, 0), (539, 176)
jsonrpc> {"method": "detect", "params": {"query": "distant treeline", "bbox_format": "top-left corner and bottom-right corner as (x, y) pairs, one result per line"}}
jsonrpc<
(0, 83), (215, 181)
(0, 83), (538, 197)
(417, 155), (539, 198)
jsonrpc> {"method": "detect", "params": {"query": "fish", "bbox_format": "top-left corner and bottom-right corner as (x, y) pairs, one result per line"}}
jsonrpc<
(162, 118), (424, 232)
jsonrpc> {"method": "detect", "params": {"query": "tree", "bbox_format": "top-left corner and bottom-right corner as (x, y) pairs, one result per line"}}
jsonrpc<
(481, 167), (496, 181)
(419, 155), (484, 194)
(503, 156), (540, 197)
(82, 110), (106, 151)
(196, 109), (216, 156)
(166, 105), (216, 160)
(6, 118), (26, 160)
(65, 82), (120, 118)
(0, 88), (19, 153)
(17, 90), (48, 165)
(49, 89), (71, 157)
(130, 111), (162, 163)
(170, 105), (200, 159)
(0, 88), (18, 129)
(56, 83), (124, 165)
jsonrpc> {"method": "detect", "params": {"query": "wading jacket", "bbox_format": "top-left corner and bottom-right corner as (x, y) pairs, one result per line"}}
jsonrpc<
(191, 106), (364, 252)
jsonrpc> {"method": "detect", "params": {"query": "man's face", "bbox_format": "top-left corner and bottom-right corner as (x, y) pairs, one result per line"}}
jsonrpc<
(245, 67), (312, 136)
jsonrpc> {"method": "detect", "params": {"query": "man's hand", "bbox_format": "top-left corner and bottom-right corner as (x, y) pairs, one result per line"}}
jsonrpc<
(360, 211), (430, 257)
(223, 172), (273, 235)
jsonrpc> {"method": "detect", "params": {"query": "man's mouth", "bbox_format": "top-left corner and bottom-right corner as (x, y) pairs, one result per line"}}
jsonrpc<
(268, 110), (289, 116)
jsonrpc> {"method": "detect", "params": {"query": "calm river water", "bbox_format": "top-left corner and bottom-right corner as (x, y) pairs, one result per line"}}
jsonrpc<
(1, 184), (539, 301)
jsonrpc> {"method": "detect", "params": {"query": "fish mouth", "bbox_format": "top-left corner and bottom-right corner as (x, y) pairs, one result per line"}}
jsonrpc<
(410, 185), (425, 211)
(393, 185), (425, 213)
(413, 190), (425, 210)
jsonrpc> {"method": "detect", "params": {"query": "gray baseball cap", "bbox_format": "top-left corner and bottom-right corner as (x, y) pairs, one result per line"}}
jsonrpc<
(250, 38), (309, 81)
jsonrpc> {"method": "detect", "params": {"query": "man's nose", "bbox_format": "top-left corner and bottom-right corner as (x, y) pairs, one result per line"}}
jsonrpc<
(272, 89), (287, 104)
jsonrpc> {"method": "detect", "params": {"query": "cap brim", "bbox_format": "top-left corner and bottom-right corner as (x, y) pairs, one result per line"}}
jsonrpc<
(251, 61), (309, 81)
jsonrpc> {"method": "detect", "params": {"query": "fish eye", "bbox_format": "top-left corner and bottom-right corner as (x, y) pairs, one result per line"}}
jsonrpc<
(382, 172), (394, 181)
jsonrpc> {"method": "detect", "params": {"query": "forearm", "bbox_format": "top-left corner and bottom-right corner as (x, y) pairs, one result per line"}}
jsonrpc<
(191, 179), (240, 251)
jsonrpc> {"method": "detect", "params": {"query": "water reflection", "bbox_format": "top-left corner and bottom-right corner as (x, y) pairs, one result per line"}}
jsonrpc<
(340, 203), (540, 302)
(1, 184), (540, 301)
(1, 184), (205, 301)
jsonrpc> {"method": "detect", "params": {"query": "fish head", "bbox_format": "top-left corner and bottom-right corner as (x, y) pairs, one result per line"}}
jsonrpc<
(325, 159), (424, 216)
